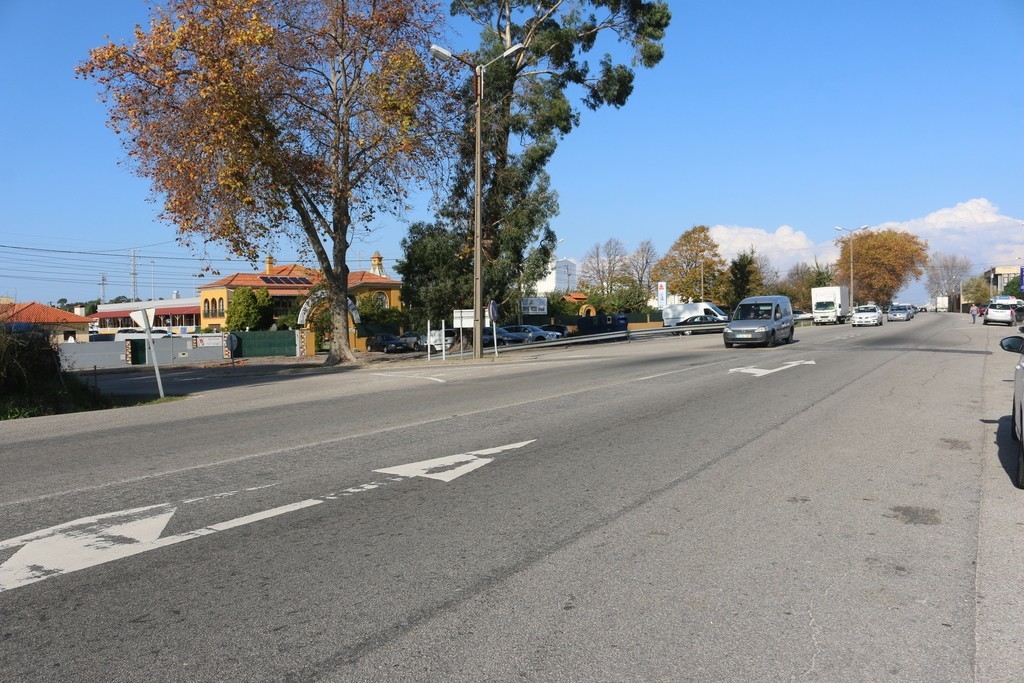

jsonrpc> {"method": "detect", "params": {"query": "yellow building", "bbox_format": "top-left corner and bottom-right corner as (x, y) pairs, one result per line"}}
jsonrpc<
(198, 253), (403, 350)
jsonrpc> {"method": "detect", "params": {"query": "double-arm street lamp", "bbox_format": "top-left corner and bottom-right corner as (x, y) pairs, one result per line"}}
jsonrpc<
(834, 224), (869, 305)
(430, 42), (525, 359)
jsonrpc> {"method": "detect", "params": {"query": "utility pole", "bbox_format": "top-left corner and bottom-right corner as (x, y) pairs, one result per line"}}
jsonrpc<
(99, 273), (107, 303)
(129, 249), (138, 301)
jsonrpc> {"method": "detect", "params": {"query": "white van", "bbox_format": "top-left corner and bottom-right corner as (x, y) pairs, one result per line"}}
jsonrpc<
(662, 301), (729, 327)
(723, 295), (794, 348)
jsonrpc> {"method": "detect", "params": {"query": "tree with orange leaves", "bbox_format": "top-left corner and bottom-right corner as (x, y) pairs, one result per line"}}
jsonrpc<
(835, 229), (929, 305)
(77, 0), (459, 364)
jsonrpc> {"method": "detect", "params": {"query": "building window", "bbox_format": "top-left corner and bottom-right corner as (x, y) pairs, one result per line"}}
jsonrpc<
(373, 291), (389, 307)
(203, 299), (211, 316)
(218, 297), (225, 317)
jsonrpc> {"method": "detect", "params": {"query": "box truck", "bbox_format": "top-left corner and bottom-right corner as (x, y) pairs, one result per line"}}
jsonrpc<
(811, 286), (850, 324)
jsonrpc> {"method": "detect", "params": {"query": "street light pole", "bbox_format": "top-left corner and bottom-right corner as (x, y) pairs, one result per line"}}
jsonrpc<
(834, 225), (869, 304)
(430, 42), (524, 359)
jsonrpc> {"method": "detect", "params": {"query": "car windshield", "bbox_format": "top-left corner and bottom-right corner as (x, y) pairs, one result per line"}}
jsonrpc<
(855, 306), (875, 313)
(813, 302), (835, 311)
(734, 303), (774, 320)
(991, 303), (1011, 310)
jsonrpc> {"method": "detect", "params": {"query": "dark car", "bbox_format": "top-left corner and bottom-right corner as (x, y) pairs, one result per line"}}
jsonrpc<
(674, 315), (726, 335)
(501, 324), (560, 341)
(365, 334), (408, 353)
(483, 328), (529, 346)
(398, 331), (423, 350)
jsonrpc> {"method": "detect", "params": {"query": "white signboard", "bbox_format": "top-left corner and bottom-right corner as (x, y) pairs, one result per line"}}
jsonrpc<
(657, 281), (667, 309)
(452, 309), (494, 328)
(521, 297), (548, 315)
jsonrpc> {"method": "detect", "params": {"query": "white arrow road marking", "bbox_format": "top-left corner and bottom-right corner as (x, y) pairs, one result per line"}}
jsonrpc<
(729, 360), (816, 377)
(0, 441), (536, 593)
(0, 499), (322, 593)
(373, 440), (535, 482)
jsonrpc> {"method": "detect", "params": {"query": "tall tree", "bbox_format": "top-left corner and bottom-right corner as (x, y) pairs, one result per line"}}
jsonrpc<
(627, 239), (659, 299)
(722, 248), (764, 309)
(777, 259), (835, 309)
(652, 225), (727, 302)
(579, 238), (628, 296)
(434, 0), (671, 321)
(961, 276), (989, 306)
(396, 221), (471, 330)
(926, 252), (973, 299)
(835, 229), (928, 304)
(78, 0), (458, 365)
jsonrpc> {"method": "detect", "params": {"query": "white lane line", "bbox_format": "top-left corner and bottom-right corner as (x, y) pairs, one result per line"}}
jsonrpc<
(371, 372), (446, 384)
(0, 441), (535, 594)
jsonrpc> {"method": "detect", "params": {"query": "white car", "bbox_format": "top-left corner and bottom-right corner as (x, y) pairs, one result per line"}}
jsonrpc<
(851, 305), (884, 327)
(984, 302), (1016, 326)
(999, 334), (1024, 487)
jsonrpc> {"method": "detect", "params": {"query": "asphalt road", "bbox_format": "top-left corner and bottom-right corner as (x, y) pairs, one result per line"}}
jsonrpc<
(1, 314), (1022, 681)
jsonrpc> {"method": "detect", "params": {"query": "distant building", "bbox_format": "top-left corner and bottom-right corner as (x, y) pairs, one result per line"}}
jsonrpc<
(94, 295), (201, 332)
(0, 301), (93, 343)
(982, 266), (1021, 298)
(534, 257), (578, 294)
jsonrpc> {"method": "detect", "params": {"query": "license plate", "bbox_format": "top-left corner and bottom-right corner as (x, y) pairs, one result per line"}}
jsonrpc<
(735, 333), (751, 338)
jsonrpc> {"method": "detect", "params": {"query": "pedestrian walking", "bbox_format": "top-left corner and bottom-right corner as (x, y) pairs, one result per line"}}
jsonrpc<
(970, 303), (979, 324)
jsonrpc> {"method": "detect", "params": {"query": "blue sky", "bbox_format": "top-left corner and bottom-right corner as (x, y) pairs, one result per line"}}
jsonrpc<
(1, 0), (1022, 306)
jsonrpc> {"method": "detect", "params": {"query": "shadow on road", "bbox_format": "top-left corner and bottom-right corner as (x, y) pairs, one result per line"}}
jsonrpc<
(990, 414), (1022, 488)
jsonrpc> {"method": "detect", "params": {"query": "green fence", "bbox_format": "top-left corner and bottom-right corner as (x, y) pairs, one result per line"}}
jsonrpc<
(232, 331), (296, 357)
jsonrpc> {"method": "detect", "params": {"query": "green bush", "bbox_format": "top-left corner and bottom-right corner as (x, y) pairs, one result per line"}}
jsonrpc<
(0, 325), (111, 419)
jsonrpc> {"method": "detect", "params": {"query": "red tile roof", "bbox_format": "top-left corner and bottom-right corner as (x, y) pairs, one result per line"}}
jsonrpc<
(198, 265), (400, 290)
(348, 271), (402, 288)
(200, 264), (323, 290)
(0, 302), (92, 324)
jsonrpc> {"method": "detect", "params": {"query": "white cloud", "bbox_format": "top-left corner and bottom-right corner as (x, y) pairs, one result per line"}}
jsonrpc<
(705, 198), (1024, 302)
(708, 223), (834, 275)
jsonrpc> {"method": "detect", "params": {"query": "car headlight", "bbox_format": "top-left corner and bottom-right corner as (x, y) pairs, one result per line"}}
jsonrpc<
(755, 326), (766, 333)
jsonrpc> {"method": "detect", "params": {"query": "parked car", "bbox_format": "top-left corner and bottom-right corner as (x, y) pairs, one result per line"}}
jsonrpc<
(999, 334), (1024, 487)
(851, 305), (884, 327)
(674, 315), (725, 335)
(887, 305), (911, 322)
(483, 328), (528, 346)
(365, 333), (408, 353)
(984, 302), (1015, 326)
(501, 324), (560, 342)
(398, 331), (423, 350)
(793, 309), (813, 322)
(540, 324), (571, 338)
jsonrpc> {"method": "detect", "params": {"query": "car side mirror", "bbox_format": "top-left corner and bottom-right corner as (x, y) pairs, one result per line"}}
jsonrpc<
(1000, 336), (1024, 354)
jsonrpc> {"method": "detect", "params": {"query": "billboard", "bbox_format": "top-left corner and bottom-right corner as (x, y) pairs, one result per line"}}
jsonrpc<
(520, 297), (548, 315)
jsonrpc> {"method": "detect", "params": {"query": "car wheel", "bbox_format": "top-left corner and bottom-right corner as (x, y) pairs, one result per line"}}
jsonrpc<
(683, 329), (692, 336)
(724, 341), (733, 348)
(787, 327), (794, 344)
(1016, 430), (1024, 489)
(1012, 397), (1020, 442)
(765, 332), (776, 348)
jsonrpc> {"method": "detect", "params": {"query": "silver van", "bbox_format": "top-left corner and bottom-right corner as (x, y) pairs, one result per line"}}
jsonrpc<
(723, 295), (794, 348)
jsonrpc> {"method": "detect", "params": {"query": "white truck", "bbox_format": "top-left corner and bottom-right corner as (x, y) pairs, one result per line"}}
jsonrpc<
(811, 286), (850, 324)
(935, 296), (949, 313)
(662, 301), (730, 327)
